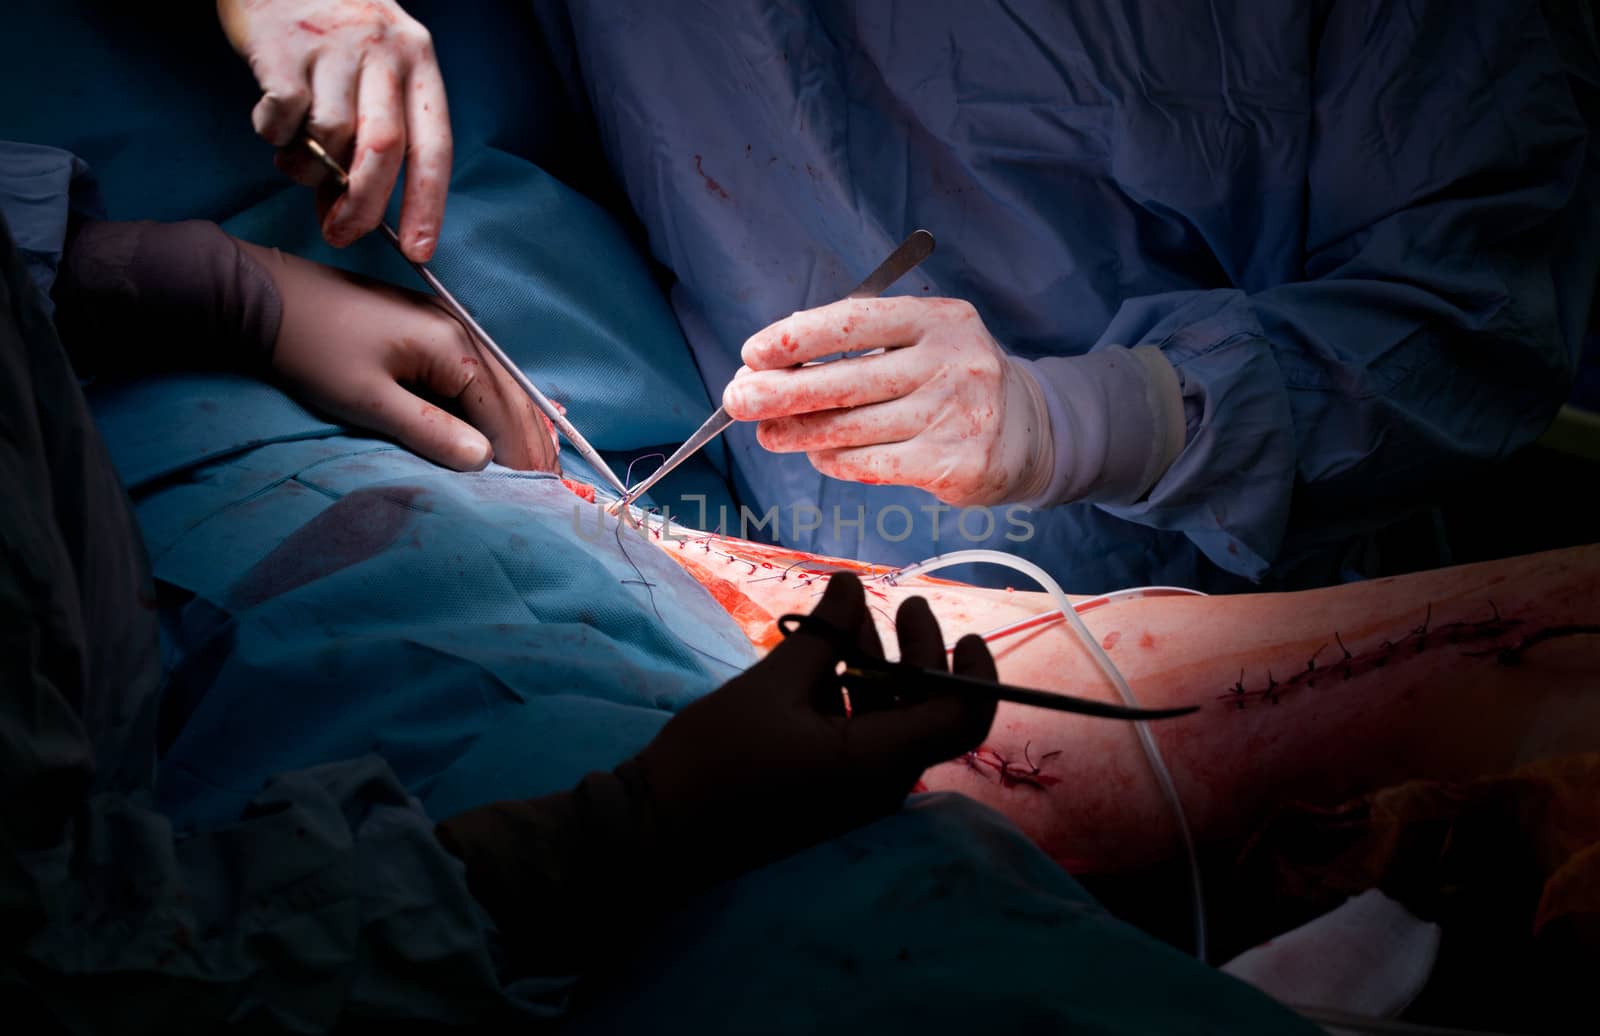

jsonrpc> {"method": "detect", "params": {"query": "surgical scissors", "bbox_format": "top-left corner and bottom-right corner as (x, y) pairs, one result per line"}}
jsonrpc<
(607, 229), (937, 515)
(301, 136), (632, 501)
(776, 612), (1200, 721)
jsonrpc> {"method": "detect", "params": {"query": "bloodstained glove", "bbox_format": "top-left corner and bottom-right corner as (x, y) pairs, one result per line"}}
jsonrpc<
(723, 295), (1188, 508)
(434, 573), (998, 977)
(723, 296), (1054, 507)
(216, 0), (453, 261)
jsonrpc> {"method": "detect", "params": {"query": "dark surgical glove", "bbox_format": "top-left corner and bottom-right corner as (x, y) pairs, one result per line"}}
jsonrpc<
(435, 572), (998, 977)
(52, 218), (282, 377)
(50, 218), (558, 471)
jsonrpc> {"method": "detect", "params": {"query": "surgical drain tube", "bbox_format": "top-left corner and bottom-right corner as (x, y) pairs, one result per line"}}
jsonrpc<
(892, 549), (1209, 964)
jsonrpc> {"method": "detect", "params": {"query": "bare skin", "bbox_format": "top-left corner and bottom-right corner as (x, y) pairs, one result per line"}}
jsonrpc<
(625, 512), (1600, 874)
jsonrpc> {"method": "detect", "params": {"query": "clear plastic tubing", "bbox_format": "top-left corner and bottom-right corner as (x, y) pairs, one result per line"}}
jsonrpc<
(893, 550), (1209, 963)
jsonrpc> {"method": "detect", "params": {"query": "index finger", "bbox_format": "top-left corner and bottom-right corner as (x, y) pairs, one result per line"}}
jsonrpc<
(722, 348), (919, 421)
(397, 52), (452, 262)
(741, 297), (931, 370)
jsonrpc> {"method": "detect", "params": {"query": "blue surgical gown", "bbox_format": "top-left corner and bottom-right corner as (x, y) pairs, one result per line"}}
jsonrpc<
(534, 0), (1600, 592)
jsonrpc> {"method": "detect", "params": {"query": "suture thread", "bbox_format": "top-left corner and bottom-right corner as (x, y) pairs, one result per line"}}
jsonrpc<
(961, 740), (1065, 792)
(611, 513), (748, 675)
(1216, 601), (1526, 710)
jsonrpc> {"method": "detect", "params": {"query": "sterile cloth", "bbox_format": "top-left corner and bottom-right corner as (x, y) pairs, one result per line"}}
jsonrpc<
(1222, 889), (1441, 1024)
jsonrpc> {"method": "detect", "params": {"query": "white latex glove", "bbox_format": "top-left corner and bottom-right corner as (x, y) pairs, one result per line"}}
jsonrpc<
(721, 297), (1054, 507)
(216, 0), (452, 261)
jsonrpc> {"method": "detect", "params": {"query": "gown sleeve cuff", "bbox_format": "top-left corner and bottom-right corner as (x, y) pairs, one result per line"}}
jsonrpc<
(1013, 344), (1186, 509)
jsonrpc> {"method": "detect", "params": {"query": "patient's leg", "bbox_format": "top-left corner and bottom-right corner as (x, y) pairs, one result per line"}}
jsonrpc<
(639, 520), (1600, 873)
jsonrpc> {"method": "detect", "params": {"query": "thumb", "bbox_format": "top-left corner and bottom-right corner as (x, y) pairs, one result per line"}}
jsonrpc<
(246, 61), (313, 148)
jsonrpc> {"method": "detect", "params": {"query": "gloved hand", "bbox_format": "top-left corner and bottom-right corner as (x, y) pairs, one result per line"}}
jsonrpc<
(721, 296), (1055, 507)
(237, 238), (559, 472)
(53, 219), (558, 472)
(434, 573), (998, 975)
(628, 571), (998, 876)
(216, 0), (452, 261)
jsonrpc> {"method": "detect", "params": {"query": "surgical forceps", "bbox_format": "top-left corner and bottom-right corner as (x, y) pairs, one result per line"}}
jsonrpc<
(776, 612), (1200, 721)
(607, 229), (937, 515)
(302, 136), (632, 501)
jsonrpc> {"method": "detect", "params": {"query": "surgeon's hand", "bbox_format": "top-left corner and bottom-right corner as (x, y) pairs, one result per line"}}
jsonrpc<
(631, 571), (998, 877)
(236, 239), (559, 472)
(723, 297), (1054, 507)
(216, 0), (452, 262)
(434, 573), (997, 975)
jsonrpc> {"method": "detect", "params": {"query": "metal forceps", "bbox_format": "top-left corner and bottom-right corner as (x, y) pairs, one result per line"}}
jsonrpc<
(606, 229), (937, 516)
(301, 136), (632, 501)
(776, 612), (1200, 721)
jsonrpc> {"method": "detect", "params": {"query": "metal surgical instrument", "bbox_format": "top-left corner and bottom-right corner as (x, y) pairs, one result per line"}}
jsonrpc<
(301, 136), (632, 501)
(606, 229), (936, 515)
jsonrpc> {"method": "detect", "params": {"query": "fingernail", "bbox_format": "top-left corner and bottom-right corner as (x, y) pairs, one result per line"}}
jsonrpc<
(324, 218), (356, 249)
(410, 233), (435, 260)
(251, 98), (277, 140)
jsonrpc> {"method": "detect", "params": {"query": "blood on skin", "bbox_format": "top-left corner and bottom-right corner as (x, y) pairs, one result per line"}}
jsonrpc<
(1101, 630), (1122, 650)
(962, 743), (1064, 791)
(560, 479), (596, 504)
(616, 521), (1600, 873)
(685, 567), (783, 649)
(297, 19), (327, 34)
